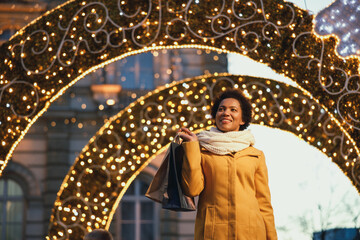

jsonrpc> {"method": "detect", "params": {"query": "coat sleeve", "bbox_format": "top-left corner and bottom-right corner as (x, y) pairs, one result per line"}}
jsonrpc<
(181, 141), (204, 197)
(255, 152), (278, 240)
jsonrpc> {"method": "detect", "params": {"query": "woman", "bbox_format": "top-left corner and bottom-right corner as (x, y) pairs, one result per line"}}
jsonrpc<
(178, 89), (277, 240)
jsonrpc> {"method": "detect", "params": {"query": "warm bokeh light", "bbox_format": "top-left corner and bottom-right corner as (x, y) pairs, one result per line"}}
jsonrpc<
(0, 0), (359, 179)
(0, 0), (359, 239)
(48, 73), (358, 239)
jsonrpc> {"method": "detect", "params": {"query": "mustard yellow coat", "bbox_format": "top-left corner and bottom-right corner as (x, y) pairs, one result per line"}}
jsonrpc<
(181, 141), (277, 240)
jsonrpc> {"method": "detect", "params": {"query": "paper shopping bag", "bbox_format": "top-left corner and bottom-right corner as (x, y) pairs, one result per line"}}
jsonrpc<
(146, 138), (196, 211)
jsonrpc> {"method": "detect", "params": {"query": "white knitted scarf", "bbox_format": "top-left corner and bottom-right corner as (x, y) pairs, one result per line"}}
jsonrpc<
(197, 127), (255, 155)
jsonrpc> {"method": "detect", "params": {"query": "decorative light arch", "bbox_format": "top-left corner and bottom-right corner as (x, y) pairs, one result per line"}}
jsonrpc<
(48, 74), (358, 239)
(0, 0), (358, 238)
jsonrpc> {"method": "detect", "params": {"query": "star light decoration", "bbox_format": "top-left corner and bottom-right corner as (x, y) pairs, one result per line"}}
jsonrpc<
(315, 0), (360, 57)
(0, 0), (358, 237)
(48, 74), (359, 240)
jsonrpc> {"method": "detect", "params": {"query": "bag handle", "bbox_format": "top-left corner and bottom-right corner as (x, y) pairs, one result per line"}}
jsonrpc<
(174, 133), (182, 144)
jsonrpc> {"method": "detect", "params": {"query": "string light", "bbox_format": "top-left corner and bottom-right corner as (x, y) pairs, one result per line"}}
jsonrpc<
(48, 73), (358, 240)
(315, 0), (360, 57)
(0, 0), (359, 239)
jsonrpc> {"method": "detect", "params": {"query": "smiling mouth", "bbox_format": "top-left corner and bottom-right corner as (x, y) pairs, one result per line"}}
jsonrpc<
(221, 119), (232, 124)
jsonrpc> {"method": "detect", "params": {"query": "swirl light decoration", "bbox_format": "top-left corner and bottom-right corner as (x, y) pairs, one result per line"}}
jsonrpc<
(48, 74), (358, 239)
(0, 0), (357, 237)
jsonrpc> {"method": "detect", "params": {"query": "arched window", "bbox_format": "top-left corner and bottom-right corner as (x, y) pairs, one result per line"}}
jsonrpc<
(0, 178), (25, 240)
(110, 176), (159, 240)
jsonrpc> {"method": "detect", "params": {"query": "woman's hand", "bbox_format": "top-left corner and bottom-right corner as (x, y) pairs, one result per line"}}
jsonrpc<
(178, 128), (198, 142)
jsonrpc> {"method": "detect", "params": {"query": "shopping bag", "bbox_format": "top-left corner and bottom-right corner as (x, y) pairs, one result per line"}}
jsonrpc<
(145, 136), (196, 211)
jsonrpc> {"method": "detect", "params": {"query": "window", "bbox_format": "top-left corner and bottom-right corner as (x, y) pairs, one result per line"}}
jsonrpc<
(110, 177), (159, 240)
(116, 53), (154, 90)
(91, 52), (154, 90)
(0, 29), (14, 41)
(0, 178), (25, 240)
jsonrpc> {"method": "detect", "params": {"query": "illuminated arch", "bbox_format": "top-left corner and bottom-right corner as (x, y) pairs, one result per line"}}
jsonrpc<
(0, 0), (358, 237)
(47, 74), (359, 239)
(0, 0), (359, 175)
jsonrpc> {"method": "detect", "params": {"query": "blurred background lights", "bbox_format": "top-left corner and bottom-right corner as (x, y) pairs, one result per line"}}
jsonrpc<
(315, 0), (360, 57)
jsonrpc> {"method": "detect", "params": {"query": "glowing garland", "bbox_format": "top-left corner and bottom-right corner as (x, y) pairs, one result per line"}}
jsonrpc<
(0, 0), (359, 237)
(314, 0), (360, 57)
(1, 0), (359, 174)
(47, 73), (359, 239)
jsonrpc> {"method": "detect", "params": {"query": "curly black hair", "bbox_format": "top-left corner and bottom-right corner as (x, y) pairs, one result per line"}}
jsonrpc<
(211, 89), (252, 131)
(84, 229), (113, 240)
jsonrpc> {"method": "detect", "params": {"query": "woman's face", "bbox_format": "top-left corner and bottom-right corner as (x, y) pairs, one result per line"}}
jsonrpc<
(215, 98), (244, 132)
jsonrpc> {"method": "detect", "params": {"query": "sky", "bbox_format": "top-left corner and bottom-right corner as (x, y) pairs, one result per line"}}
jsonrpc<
(228, 1), (360, 239)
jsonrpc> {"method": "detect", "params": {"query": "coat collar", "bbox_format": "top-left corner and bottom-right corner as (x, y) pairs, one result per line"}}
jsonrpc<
(201, 145), (261, 157)
(232, 146), (261, 158)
